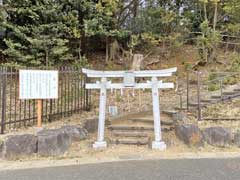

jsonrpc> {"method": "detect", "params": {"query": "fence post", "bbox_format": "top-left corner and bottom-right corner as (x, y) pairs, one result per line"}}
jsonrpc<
(1, 68), (6, 134)
(179, 93), (183, 110)
(85, 76), (90, 111)
(197, 71), (202, 121)
(187, 71), (189, 111)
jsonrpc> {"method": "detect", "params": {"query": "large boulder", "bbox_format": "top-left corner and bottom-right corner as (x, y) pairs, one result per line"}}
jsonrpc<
(2, 134), (37, 160)
(203, 127), (231, 147)
(60, 125), (88, 142)
(175, 124), (203, 146)
(83, 118), (98, 133)
(233, 132), (240, 147)
(37, 129), (71, 156)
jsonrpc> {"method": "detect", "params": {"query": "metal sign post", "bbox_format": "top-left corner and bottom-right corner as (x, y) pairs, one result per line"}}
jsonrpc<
(82, 68), (177, 150)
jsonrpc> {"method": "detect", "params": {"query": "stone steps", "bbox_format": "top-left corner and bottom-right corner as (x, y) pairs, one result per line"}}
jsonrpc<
(107, 110), (176, 147)
(127, 118), (174, 126)
(110, 137), (149, 145)
(112, 131), (149, 137)
(162, 110), (178, 115)
(200, 99), (217, 103)
(234, 88), (240, 92)
(211, 95), (224, 99)
(222, 91), (238, 95)
(109, 124), (173, 132)
(188, 102), (207, 107)
(108, 125), (154, 131)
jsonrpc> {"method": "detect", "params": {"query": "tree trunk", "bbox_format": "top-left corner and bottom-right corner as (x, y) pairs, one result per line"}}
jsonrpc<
(213, 3), (218, 32)
(133, 0), (139, 18)
(204, 3), (207, 21)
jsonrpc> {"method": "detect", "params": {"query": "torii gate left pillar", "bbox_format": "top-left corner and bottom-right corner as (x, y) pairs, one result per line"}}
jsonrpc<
(93, 77), (107, 149)
(151, 77), (166, 150)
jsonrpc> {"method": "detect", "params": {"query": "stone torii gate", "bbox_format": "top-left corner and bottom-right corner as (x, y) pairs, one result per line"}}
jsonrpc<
(82, 68), (177, 150)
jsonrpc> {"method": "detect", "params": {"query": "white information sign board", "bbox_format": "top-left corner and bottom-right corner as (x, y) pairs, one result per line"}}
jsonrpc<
(19, 70), (58, 99)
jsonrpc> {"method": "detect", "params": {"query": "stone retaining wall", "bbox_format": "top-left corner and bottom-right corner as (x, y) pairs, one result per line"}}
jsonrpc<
(175, 124), (237, 147)
(0, 125), (88, 160)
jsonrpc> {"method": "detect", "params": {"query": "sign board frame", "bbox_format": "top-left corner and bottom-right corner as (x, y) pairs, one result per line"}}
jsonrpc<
(19, 70), (59, 100)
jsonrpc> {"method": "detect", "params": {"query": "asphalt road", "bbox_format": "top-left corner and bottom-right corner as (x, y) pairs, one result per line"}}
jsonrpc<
(1, 158), (240, 180)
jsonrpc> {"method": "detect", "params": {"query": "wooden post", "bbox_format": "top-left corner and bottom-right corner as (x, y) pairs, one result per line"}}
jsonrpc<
(37, 99), (42, 128)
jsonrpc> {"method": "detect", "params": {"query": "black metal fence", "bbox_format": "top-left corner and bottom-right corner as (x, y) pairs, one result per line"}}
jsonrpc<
(0, 66), (91, 134)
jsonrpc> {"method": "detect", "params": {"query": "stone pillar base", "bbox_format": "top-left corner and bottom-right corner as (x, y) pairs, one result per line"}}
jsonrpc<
(151, 141), (166, 150)
(93, 141), (107, 149)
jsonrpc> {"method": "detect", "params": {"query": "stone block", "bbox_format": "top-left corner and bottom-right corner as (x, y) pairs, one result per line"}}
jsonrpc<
(175, 124), (203, 146)
(233, 132), (240, 147)
(83, 118), (98, 133)
(60, 125), (88, 142)
(37, 129), (71, 156)
(203, 127), (231, 147)
(2, 134), (37, 160)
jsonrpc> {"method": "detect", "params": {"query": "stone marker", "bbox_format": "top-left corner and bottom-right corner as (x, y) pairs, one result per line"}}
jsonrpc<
(2, 134), (37, 160)
(203, 127), (231, 147)
(37, 129), (71, 156)
(60, 125), (88, 142)
(233, 132), (240, 147)
(175, 124), (203, 146)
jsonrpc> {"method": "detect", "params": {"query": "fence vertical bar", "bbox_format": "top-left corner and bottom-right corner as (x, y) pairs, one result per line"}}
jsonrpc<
(179, 93), (183, 110)
(9, 67), (12, 128)
(187, 71), (189, 111)
(1, 68), (6, 134)
(64, 67), (67, 116)
(77, 67), (80, 112)
(0, 67), (2, 131)
(74, 67), (77, 112)
(220, 79), (223, 101)
(80, 72), (83, 111)
(14, 70), (17, 128)
(86, 76), (89, 110)
(197, 71), (202, 121)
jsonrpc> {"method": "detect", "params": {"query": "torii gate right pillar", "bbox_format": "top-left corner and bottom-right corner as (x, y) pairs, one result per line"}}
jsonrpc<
(151, 77), (166, 150)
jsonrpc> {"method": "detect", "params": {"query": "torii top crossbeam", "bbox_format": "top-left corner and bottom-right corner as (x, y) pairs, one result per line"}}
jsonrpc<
(82, 67), (177, 150)
(82, 68), (177, 78)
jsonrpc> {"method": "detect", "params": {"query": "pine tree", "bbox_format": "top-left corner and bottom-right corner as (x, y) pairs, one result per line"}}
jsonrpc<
(2, 0), (73, 66)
